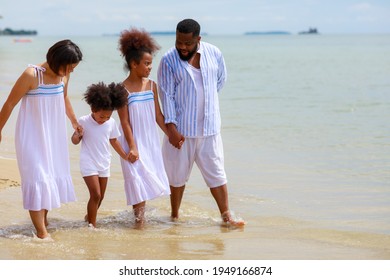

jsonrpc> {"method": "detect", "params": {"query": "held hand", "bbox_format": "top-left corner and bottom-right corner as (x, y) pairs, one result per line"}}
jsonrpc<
(177, 136), (185, 149)
(167, 124), (185, 149)
(128, 148), (139, 163)
(75, 126), (83, 138)
(71, 125), (83, 145)
(169, 133), (185, 149)
(73, 123), (83, 135)
(72, 121), (79, 130)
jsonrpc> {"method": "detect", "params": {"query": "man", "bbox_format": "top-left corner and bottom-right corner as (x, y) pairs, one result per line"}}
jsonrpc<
(157, 18), (244, 226)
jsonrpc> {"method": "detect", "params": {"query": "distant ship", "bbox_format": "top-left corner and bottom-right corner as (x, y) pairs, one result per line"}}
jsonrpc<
(298, 28), (319, 35)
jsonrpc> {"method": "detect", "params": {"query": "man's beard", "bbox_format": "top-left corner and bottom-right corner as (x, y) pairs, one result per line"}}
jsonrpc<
(176, 44), (198, 61)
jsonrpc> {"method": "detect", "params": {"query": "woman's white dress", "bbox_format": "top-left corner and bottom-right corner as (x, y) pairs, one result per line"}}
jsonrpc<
(119, 82), (170, 205)
(15, 65), (76, 211)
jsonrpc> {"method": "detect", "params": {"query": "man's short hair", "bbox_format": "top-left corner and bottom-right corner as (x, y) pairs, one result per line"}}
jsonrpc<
(176, 19), (201, 37)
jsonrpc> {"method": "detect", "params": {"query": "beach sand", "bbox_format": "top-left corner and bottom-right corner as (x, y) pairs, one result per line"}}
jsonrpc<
(0, 157), (20, 190)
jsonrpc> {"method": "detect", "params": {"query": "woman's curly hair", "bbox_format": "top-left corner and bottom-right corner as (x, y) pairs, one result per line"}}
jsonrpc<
(118, 27), (160, 70)
(83, 82), (128, 112)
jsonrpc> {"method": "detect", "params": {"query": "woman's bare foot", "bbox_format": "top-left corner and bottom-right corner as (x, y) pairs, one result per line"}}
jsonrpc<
(32, 232), (54, 242)
(88, 223), (97, 230)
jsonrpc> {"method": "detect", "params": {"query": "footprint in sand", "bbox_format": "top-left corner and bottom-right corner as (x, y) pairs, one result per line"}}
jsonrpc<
(0, 178), (20, 187)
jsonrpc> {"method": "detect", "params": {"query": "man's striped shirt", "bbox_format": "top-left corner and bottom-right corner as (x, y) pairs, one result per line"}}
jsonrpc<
(157, 41), (227, 137)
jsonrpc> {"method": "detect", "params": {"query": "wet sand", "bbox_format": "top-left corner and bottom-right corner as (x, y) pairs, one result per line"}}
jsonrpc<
(1, 158), (390, 260)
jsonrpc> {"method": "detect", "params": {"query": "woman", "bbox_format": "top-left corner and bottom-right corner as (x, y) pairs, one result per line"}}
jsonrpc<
(0, 39), (83, 239)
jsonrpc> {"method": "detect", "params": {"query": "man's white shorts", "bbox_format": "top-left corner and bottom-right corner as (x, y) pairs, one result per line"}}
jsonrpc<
(162, 133), (227, 188)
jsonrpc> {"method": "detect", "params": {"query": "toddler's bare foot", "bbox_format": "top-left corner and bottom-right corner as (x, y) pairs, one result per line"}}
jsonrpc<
(170, 216), (179, 222)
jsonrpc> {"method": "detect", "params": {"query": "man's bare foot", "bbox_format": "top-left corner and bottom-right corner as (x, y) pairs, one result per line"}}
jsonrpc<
(221, 211), (246, 227)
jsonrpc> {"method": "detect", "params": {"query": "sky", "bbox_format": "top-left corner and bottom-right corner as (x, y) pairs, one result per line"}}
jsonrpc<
(1, 0), (390, 36)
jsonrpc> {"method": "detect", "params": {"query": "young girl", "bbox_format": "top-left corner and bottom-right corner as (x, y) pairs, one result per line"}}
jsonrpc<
(117, 28), (170, 226)
(0, 39), (83, 240)
(71, 82), (129, 228)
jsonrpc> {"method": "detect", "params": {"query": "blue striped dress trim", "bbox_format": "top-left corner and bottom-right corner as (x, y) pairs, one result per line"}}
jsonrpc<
(127, 91), (154, 105)
(26, 84), (64, 96)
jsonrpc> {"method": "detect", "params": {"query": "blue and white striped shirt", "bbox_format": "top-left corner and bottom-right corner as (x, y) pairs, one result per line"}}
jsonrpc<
(157, 41), (227, 137)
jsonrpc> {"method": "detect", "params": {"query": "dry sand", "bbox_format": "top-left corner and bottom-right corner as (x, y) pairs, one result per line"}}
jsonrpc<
(0, 157), (20, 190)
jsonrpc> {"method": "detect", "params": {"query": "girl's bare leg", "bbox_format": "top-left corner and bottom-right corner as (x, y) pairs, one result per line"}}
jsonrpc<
(133, 201), (146, 225)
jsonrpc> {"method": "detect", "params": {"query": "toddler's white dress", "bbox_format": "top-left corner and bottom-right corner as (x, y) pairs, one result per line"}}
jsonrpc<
(15, 65), (76, 211)
(119, 81), (170, 205)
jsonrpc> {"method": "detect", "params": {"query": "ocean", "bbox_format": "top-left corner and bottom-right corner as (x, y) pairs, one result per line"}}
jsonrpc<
(0, 34), (390, 261)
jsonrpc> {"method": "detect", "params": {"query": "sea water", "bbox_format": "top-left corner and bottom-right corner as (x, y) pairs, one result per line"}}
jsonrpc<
(0, 34), (389, 259)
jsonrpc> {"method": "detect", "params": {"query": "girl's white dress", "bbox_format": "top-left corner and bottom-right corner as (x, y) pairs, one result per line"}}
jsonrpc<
(119, 81), (170, 205)
(15, 65), (76, 211)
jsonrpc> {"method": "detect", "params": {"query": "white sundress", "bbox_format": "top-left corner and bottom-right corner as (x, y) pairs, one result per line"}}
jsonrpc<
(15, 64), (76, 211)
(119, 81), (170, 206)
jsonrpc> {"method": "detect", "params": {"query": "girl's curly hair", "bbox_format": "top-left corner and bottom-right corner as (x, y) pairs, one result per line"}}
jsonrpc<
(83, 82), (127, 112)
(118, 27), (160, 70)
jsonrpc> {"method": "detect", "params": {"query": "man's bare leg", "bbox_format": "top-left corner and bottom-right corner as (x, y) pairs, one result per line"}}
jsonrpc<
(210, 184), (245, 226)
(170, 185), (185, 220)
